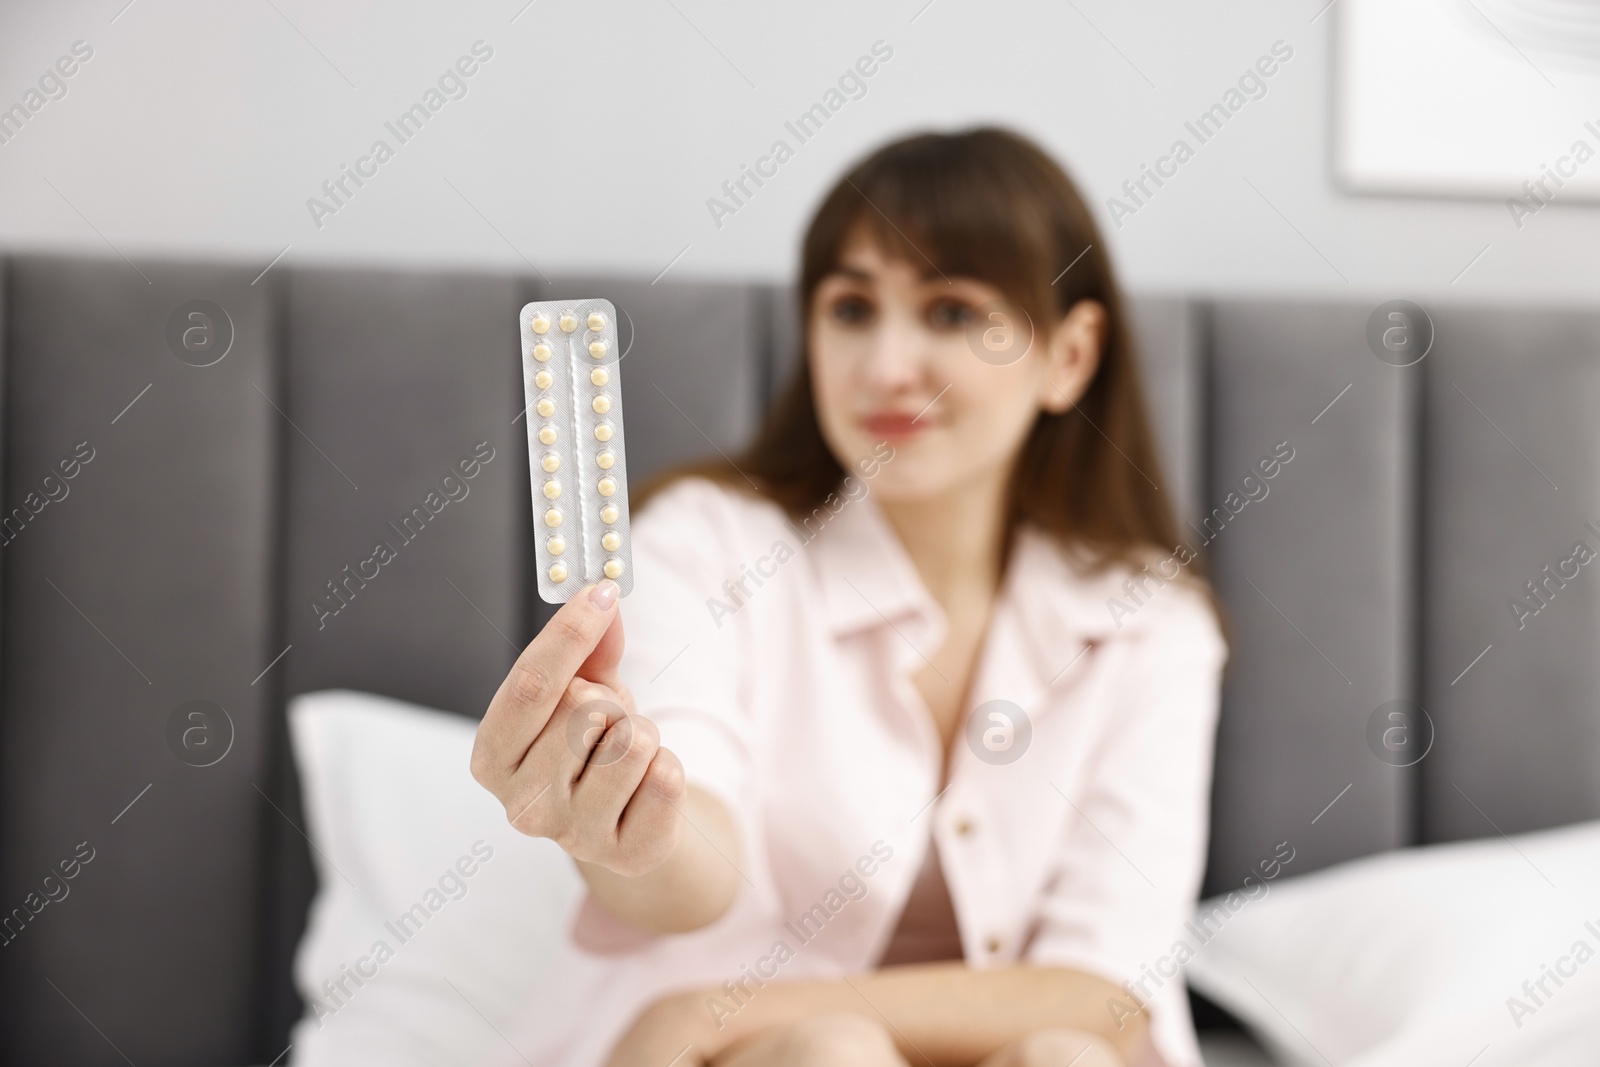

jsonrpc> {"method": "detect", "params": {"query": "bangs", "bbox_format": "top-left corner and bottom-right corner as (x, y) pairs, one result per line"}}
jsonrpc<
(803, 129), (1068, 322)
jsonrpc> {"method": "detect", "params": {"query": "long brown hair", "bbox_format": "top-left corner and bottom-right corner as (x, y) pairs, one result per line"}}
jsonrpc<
(638, 126), (1224, 632)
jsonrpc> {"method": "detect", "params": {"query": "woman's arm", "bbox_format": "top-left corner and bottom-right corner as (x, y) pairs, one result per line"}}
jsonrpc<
(610, 963), (1148, 1067)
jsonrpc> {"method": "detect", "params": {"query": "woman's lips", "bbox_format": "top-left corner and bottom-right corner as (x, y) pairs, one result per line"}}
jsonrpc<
(861, 412), (930, 438)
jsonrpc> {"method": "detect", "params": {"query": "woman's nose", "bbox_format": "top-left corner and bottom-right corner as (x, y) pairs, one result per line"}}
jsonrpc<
(863, 313), (931, 392)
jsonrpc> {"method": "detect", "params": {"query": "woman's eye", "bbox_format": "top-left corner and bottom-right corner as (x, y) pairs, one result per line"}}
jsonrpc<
(831, 296), (872, 325)
(927, 300), (975, 330)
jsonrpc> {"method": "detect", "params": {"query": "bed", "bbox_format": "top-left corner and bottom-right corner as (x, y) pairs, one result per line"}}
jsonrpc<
(0, 255), (1596, 1064)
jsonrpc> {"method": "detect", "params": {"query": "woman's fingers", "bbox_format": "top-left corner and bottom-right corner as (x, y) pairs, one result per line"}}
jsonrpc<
(579, 607), (627, 689)
(975, 1030), (1125, 1067)
(471, 580), (621, 783)
(501, 678), (621, 809)
(494, 674), (681, 875)
(536, 676), (631, 787)
(571, 711), (660, 825)
(613, 747), (687, 874)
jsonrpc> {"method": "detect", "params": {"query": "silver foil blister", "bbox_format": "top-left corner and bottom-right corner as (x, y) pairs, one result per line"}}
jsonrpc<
(520, 298), (634, 603)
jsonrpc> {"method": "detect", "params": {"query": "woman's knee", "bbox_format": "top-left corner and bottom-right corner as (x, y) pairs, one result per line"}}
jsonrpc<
(992, 1028), (1123, 1067)
(771, 1012), (906, 1066)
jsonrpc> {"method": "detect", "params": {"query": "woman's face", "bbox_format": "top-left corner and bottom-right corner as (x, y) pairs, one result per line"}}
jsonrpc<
(807, 228), (1104, 506)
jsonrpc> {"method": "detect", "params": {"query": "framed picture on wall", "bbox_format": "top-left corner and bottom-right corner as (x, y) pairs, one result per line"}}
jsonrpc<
(1337, 0), (1600, 216)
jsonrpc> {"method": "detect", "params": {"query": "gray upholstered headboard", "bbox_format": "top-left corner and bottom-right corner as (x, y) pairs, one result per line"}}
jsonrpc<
(1, 254), (1596, 1065)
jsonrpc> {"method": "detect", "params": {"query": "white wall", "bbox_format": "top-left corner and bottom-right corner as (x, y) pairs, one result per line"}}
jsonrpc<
(0, 0), (1595, 302)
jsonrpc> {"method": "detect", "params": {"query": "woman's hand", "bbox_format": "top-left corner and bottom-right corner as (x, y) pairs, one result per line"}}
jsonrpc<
(599, 965), (1149, 1066)
(471, 579), (686, 877)
(604, 992), (716, 1067)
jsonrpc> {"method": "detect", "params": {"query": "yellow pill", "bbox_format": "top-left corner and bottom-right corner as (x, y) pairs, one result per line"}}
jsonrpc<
(588, 340), (608, 359)
(590, 367), (608, 387)
(591, 394), (611, 414)
(534, 369), (553, 390)
(597, 476), (617, 497)
(548, 561), (568, 583)
(587, 311), (606, 331)
(559, 313), (578, 332)
(599, 503), (620, 524)
(594, 421), (614, 442)
(601, 530), (621, 552)
(536, 397), (556, 418)
(541, 452), (560, 473)
(596, 449), (615, 470)
(530, 313), (550, 334)
(547, 535), (565, 556)
(533, 342), (552, 362)
(542, 479), (561, 500)
(538, 424), (557, 445)
(543, 507), (562, 527)
(603, 557), (624, 580)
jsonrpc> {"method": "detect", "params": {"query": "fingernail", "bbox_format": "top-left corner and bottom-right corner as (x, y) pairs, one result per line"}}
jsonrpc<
(588, 579), (619, 610)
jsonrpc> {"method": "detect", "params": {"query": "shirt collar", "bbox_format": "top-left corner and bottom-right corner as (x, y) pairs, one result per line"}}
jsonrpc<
(804, 488), (946, 652)
(803, 489), (1127, 686)
(1001, 527), (1128, 679)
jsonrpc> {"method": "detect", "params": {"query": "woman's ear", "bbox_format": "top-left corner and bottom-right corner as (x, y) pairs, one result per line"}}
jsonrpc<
(1038, 299), (1106, 413)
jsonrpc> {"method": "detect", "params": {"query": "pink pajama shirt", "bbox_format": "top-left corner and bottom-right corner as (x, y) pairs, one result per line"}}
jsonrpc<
(490, 477), (1228, 1067)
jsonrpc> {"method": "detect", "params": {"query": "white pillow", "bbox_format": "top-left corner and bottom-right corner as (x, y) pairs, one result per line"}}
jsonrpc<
(287, 690), (583, 1067)
(1185, 820), (1600, 1067)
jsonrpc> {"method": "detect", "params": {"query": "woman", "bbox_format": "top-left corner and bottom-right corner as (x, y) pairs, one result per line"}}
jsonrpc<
(472, 127), (1228, 1067)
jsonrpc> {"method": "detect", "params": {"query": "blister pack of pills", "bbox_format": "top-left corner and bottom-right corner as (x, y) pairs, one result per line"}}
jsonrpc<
(519, 298), (634, 603)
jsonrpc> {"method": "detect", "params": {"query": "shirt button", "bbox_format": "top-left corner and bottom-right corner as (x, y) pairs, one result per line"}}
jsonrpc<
(954, 817), (975, 836)
(986, 934), (1003, 954)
